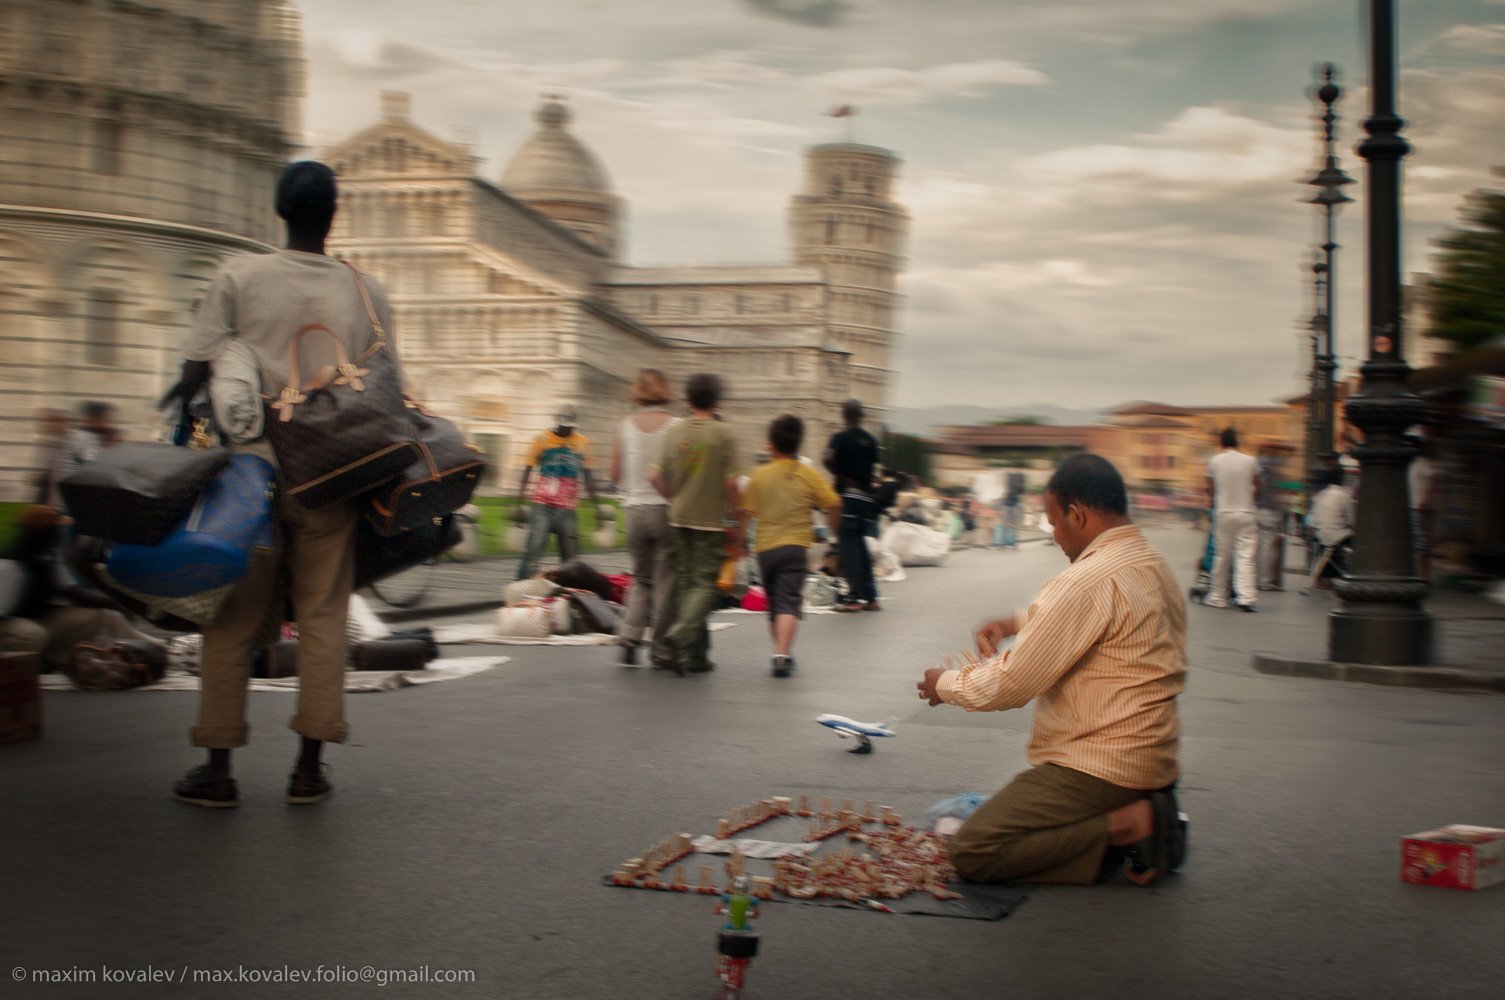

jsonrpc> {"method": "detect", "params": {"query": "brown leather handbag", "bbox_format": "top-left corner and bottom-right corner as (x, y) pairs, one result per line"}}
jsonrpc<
(363, 396), (486, 536)
(263, 264), (418, 508)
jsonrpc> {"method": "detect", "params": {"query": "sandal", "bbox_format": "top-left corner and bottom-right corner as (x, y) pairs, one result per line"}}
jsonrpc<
(832, 603), (864, 613)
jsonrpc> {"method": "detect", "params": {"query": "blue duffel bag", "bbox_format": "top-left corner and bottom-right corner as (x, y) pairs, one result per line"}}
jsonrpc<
(106, 454), (277, 599)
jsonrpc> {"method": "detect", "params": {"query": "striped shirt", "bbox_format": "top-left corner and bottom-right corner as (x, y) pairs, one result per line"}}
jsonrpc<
(935, 524), (1186, 789)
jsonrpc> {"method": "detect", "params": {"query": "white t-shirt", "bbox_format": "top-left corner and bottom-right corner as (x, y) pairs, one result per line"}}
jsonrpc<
(1306, 485), (1355, 547)
(1407, 456), (1435, 511)
(1208, 449), (1258, 514)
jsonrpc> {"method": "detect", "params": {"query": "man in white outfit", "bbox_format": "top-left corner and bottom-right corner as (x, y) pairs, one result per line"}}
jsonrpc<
(1205, 428), (1259, 612)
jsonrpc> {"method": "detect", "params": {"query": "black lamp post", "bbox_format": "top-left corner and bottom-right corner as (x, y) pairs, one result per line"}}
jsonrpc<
(1329, 0), (1433, 665)
(1304, 255), (1327, 491)
(1306, 64), (1354, 482)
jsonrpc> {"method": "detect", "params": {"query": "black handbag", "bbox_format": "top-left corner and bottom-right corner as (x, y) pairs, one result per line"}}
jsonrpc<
(263, 264), (419, 509)
(59, 441), (229, 546)
(363, 398), (486, 536)
(354, 513), (461, 588)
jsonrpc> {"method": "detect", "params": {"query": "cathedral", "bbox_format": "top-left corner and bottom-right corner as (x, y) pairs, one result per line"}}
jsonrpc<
(323, 92), (907, 492)
(0, 0), (907, 500)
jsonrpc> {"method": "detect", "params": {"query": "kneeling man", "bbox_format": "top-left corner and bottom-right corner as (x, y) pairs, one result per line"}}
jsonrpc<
(916, 454), (1186, 885)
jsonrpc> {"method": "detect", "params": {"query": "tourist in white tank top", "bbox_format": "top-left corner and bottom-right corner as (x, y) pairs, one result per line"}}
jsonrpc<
(611, 370), (679, 667)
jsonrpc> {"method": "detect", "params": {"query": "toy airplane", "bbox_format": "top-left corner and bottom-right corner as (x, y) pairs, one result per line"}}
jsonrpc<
(816, 714), (897, 755)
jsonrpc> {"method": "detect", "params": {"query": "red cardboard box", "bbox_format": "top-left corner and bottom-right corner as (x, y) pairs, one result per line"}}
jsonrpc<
(1401, 825), (1505, 891)
(0, 651), (43, 745)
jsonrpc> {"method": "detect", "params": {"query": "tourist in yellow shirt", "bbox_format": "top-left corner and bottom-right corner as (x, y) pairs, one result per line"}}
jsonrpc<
(741, 416), (841, 678)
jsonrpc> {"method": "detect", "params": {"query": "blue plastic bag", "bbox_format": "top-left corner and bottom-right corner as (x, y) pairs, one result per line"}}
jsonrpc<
(107, 454), (275, 598)
(922, 792), (986, 832)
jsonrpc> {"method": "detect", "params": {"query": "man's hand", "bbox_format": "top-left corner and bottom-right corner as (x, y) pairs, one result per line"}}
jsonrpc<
(157, 359), (211, 411)
(916, 667), (946, 707)
(974, 615), (1019, 656)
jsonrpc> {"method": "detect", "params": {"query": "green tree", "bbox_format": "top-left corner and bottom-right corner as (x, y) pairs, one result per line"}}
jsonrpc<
(881, 430), (931, 485)
(1427, 181), (1505, 352)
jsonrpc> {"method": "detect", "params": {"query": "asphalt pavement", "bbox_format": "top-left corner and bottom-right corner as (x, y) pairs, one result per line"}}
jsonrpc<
(4, 526), (1503, 1000)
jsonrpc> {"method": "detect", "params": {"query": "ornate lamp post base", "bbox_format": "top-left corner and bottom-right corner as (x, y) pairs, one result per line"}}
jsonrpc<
(1331, 596), (1434, 665)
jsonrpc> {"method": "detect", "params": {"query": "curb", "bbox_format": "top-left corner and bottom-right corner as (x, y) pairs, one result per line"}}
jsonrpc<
(1252, 654), (1505, 693)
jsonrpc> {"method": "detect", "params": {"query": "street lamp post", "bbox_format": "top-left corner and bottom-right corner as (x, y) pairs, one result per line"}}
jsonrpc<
(1329, 0), (1433, 665)
(1306, 63), (1353, 479)
(1305, 256), (1329, 492)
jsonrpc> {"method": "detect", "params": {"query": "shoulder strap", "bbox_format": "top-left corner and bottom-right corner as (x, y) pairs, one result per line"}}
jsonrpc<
(340, 259), (386, 342)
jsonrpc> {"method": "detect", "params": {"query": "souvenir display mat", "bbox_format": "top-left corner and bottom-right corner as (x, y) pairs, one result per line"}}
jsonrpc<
(601, 795), (1030, 921)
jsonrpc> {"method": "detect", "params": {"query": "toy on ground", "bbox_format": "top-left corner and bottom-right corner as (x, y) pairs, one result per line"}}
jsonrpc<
(815, 714), (898, 754)
(610, 794), (963, 912)
(714, 875), (761, 999)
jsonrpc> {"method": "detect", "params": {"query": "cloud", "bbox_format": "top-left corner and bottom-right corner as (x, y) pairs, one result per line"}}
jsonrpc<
(812, 59), (1049, 106)
(1439, 23), (1505, 54)
(741, 0), (850, 28)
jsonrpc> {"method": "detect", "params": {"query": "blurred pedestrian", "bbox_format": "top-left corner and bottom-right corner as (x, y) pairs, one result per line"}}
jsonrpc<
(1408, 434), (1436, 582)
(611, 369), (678, 668)
(651, 374), (742, 675)
(1305, 467), (1354, 582)
(742, 414), (840, 678)
(1205, 428), (1259, 611)
(823, 398), (881, 612)
(1255, 449), (1285, 591)
(516, 404), (602, 580)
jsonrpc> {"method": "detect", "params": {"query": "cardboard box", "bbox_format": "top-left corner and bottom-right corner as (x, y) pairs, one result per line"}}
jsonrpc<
(0, 651), (43, 745)
(1401, 825), (1505, 891)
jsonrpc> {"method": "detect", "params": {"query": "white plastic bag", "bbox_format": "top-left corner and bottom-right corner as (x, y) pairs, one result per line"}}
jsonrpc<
(881, 521), (951, 567)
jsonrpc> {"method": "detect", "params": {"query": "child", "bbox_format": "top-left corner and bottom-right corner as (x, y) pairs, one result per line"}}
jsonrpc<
(740, 415), (841, 678)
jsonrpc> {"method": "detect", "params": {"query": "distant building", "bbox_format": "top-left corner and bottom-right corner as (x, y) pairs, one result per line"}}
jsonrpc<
(928, 400), (1304, 500)
(323, 93), (908, 492)
(0, 0), (304, 499)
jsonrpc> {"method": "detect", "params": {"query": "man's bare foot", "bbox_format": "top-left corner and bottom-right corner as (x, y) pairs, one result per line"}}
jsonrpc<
(1107, 798), (1153, 847)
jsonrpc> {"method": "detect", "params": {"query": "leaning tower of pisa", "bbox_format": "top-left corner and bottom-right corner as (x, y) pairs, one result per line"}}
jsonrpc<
(0, 0), (304, 499)
(788, 142), (909, 423)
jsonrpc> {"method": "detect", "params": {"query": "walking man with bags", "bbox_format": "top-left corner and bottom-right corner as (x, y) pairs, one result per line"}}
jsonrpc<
(163, 161), (397, 808)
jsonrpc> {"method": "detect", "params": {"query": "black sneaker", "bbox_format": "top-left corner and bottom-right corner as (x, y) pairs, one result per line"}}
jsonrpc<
(173, 765), (238, 809)
(771, 655), (795, 678)
(620, 641), (640, 667)
(287, 765), (333, 805)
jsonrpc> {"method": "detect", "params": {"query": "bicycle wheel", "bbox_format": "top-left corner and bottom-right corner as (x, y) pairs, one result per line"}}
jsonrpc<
(367, 556), (437, 609)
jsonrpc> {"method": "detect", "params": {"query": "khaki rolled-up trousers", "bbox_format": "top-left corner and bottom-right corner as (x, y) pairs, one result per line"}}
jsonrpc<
(949, 763), (1149, 885)
(192, 493), (355, 749)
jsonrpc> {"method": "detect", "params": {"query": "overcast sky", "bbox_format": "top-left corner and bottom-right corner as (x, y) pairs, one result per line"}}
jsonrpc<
(295, 0), (1505, 413)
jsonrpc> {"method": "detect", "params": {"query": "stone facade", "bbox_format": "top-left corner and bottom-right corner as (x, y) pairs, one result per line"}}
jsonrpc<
(0, 3), (906, 501)
(323, 94), (907, 491)
(0, 0), (301, 499)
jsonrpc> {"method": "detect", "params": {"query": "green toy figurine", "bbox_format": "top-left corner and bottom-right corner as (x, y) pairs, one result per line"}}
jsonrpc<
(714, 875), (761, 998)
(717, 875), (759, 931)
